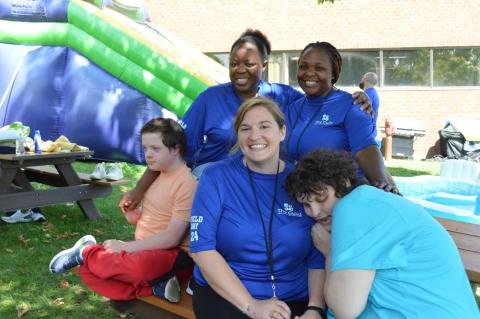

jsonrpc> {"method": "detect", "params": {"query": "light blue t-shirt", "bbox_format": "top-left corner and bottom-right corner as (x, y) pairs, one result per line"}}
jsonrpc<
(329, 185), (479, 319)
(364, 87), (379, 130)
(190, 153), (324, 301)
(181, 81), (302, 168)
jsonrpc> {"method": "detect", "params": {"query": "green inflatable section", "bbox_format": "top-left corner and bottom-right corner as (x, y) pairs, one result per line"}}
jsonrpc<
(0, 0), (227, 116)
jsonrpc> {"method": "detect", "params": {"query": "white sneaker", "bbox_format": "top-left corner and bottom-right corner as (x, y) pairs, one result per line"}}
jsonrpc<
(90, 162), (106, 180)
(106, 163), (123, 181)
(27, 208), (47, 222)
(2, 209), (33, 223)
(186, 279), (193, 296)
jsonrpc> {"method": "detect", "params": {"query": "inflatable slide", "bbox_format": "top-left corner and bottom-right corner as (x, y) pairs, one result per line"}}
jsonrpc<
(0, 0), (228, 163)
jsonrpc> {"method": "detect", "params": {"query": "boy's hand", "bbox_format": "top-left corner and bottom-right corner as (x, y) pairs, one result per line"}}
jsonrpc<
(103, 239), (128, 253)
(352, 91), (374, 117)
(119, 188), (143, 213)
(311, 223), (331, 256)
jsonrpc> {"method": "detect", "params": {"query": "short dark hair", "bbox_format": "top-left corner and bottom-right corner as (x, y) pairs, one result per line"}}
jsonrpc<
(285, 150), (358, 200)
(230, 29), (271, 62)
(140, 118), (186, 158)
(299, 42), (342, 85)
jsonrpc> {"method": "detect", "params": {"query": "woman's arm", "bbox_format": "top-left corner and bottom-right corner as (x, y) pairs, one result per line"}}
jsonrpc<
(355, 145), (400, 194)
(325, 268), (375, 319)
(192, 250), (292, 319)
(181, 92), (209, 168)
(118, 168), (159, 213)
(311, 223), (374, 319)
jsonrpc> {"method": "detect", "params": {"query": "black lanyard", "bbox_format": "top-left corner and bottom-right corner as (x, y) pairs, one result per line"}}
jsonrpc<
(246, 160), (280, 298)
(285, 90), (334, 161)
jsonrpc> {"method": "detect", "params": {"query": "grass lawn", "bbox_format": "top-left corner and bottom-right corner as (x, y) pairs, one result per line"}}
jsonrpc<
(0, 159), (474, 318)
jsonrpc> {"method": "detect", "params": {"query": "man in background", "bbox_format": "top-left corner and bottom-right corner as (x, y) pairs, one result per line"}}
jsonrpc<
(360, 72), (380, 129)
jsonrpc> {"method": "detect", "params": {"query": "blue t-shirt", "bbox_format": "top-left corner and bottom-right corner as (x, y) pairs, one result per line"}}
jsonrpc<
(190, 153), (324, 301)
(180, 81), (303, 168)
(283, 90), (376, 175)
(328, 185), (479, 319)
(364, 87), (379, 129)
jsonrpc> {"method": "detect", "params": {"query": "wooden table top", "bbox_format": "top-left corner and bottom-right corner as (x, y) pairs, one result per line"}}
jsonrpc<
(0, 151), (93, 161)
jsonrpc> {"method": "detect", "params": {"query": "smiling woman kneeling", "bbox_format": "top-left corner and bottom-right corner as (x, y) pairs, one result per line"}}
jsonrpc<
(285, 150), (478, 319)
(190, 97), (326, 319)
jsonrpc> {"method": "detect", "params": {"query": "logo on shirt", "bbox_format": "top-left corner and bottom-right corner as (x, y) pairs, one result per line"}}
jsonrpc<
(277, 202), (302, 217)
(178, 119), (187, 129)
(190, 215), (203, 242)
(315, 113), (333, 126)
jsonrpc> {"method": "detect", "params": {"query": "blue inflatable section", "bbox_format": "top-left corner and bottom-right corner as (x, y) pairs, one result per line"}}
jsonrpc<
(0, 0), (68, 22)
(0, 43), (176, 163)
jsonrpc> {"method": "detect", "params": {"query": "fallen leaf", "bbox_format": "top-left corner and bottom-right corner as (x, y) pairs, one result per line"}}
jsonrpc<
(18, 235), (30, 245)
(6, 248), (13, 253)
(76, 288), (87, 295)
(52, 298), (64, 305)
(16, 306), (28, 317)
(59, 280), (69, 288)
(94, 228), (104, 235)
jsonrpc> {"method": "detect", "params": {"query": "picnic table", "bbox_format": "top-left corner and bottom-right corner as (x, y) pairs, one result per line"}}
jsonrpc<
(0, 151), (127, 219)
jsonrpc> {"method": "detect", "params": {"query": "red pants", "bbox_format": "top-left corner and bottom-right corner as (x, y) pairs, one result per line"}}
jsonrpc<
(79, 244), (180, 300)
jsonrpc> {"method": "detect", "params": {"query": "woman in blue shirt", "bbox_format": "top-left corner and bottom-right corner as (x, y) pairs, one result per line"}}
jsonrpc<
(190, 97), (326, 319)
(119, 31), (372, 212)
(283, 42), (398, 193)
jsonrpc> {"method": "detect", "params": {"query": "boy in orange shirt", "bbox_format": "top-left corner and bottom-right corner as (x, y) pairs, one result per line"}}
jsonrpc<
(49, 118), (197, 301)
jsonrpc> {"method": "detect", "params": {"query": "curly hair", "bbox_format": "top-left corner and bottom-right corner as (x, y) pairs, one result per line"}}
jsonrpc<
(140, 118), (186, 158)
(285, 150), (358, 200)
(299, 41), (342, 85)
(230, 29), (271, 62)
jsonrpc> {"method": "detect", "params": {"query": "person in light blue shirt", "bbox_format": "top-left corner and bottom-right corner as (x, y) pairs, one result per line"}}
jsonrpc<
(191, 97), (326, 319)
(283, 42), (398, 193)
(286, 150), (479, 319)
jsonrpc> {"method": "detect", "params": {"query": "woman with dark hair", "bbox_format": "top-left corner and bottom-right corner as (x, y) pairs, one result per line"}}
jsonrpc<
(285, 150), (478, 319)
(190, 97), (326, 319)
(119, 31), (372, 212)
(283, 42), (399, 193)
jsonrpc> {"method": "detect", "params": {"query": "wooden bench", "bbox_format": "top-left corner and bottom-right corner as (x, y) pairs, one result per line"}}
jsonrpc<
(20, 164), (130, 219)
(435, 216), (480, 284)
(111, 280), (195, 319)
(24, 165), (130, 187)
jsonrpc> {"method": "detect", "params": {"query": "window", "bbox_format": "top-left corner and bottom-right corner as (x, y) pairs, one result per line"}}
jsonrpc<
(433, 48), (480, 86)
(286, 52), (301, 88)
(383, 49), (430, 86)
(337, 51), (379, 87)
(206, 53), (229, 68)
(206, 47), (480, 88)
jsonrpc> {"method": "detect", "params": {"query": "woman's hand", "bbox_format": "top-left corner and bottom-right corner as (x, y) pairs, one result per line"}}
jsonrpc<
(372, 179), (402, 195)
(352, 91), (374, 117)
(294, 308), (322, 319)
(246, 298), (291, 319)
(118, 188), (143, 213)
(311, 223), (331, 257)
(103, 239), (129, 253)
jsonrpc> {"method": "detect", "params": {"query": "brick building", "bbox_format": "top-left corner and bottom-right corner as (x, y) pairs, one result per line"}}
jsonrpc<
(144, 0), (480, 159)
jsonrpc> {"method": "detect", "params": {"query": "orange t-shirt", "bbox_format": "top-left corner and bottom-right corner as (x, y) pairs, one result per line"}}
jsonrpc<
(134, 164), (197, 252)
